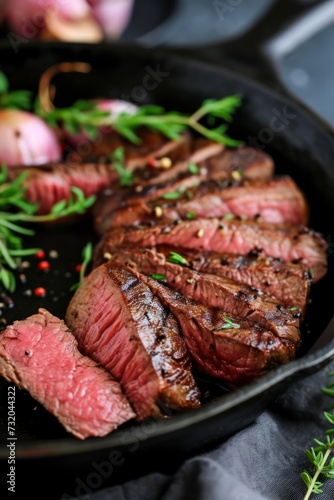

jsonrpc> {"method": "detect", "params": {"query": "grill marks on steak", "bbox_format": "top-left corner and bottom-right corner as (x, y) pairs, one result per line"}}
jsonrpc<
(160, 246), (310, 311)
(93, 145), (275, 234)
(98, 176), (308, 230)
(0, 308), (135, 439)
(101, 218), (327, 282)
(96, 247), (301, 345)
(132, 273), (296, 384)
(65, 263), (200, 420)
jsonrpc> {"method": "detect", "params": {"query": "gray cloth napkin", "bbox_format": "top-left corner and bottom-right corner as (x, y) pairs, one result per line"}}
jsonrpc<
(72, 359), (334, 500)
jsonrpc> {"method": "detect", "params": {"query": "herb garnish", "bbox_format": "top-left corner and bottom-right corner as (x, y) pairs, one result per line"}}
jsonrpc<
(36, 65), (243, 146)
(223, 213), (234, 220)
(110, 147), (133, 187)
(167, 251), (188, 266)
(186, 211), (196, 220)
(188, 162), (200, 175)
(0, 71), (32, 110)
(71, 242), (93, 292)
(162, 190), (184, 200)
(301, 372), (334, 499)
(216, 315), (240, 330)
(151, 273), (166, 281)
(0, 164), (95, 292)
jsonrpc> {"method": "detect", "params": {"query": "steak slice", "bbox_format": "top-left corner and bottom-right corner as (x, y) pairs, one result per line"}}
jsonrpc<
(101, 218), (327, 282)
(160, 246), (310, 311)
(65, 263), (200, 420)
(93, 145), (274, 233)
(94, 245), (310, 310)
(97, 247), (301, 345)
(132, 272), (296, 385)
(7, 130), (191, 215)
(0, 308), (135, 439)
(8, 161), (119, 215)
(99, 176), (308, 229)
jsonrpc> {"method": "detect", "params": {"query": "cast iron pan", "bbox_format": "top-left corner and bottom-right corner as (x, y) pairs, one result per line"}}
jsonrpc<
(0, 37), (334, 499)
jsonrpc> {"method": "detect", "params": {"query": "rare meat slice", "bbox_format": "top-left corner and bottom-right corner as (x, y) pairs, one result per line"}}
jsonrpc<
(160, 246), (310, 311)
(101, 218), (327, 282)
(0, 308), (134, 439)
(65, 263), (200, 420)
(93, 138), (225, 227)
(139, 144), (274, 189)
(132, 272), (296, 385)
(97, 247), (301, 345)
(94, 245), (310, 310)
(93, 145), (274, 232)
(98, 176), (308, 230)
(7, 130), (191, 215)
(8, 161), (119, 215)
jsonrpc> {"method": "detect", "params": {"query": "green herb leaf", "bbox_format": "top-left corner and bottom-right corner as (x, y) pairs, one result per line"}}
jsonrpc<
(188, 162), (200, 175)
(186, 211), (196, 220)
(301, 373), (334, 499)
(167, 251), (188, 266)
(151, 273), (166, 281)
(70, 242), (93, 292)
(162, 190), (183, 200)
(110, 147), (133, 187)
(36, 94), (243, 147)
(216, 315), (240, 330)
(0, 71), (9, 94)
(0, 166), (95, 292)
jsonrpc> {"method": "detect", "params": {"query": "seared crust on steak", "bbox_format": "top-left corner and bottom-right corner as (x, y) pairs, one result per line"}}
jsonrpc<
(65, 263), (200, 420)
(99, 218), (327, 282)
(96, 176), (308, 230)
(133, 273), (296, 385)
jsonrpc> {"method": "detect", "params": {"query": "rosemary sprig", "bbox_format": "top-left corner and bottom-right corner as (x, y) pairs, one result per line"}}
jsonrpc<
(37, 95), (243, 146)
(70, 242), (93, 292)
(301, 372), (334, 499)
(0, 71), (32, 110)
(0, 164), (96, 292)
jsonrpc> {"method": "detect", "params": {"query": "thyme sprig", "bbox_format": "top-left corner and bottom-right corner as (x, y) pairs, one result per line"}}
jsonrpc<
(301, 372), (334, 498)
(38, 95), (243, 147)
(0, 164), (95, 292)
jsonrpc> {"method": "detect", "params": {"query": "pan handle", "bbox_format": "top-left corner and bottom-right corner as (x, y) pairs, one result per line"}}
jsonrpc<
(157, 0), (333, 105)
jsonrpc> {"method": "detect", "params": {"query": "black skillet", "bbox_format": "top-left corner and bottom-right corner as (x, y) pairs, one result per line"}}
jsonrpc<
(0, 10), (334, 498)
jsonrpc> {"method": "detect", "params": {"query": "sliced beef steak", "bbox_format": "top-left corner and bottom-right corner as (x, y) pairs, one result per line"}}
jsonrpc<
(65, 263), (200, 420)
(163, 246), (310, 311)
(132, 272), (296, 385)
(100, 218), (327, 282)
(8, 130), (191, 214)
(94, 245), (310, 311)
(0, 308), (134, 439)
(8, 161), (120, 214)
(98, 176), (308, 230)
(97, 247), (301, 345)
(93, 145), (274, 233)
